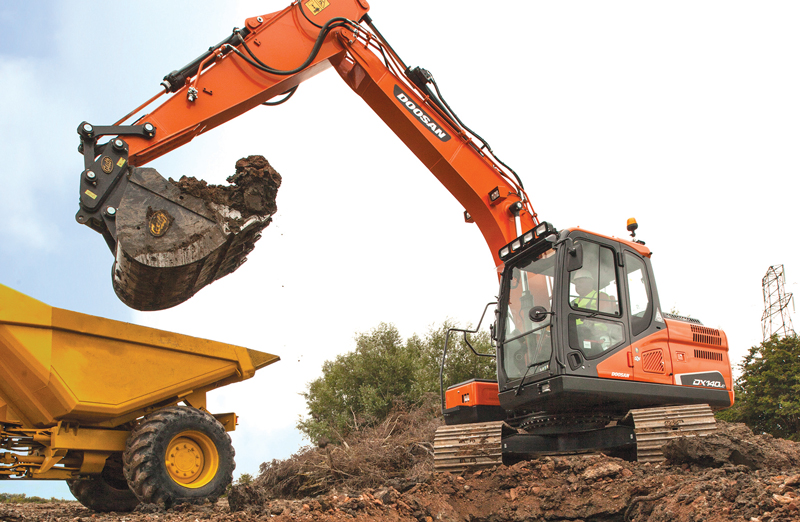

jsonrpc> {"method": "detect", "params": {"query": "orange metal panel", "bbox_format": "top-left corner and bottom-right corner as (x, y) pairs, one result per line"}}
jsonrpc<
(666, 319), (732, 390)
(595, 347), (634, 381)
(445, 381), (500, 409)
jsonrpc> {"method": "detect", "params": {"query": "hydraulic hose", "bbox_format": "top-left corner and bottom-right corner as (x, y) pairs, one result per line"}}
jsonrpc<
(229, 16), (356, 76)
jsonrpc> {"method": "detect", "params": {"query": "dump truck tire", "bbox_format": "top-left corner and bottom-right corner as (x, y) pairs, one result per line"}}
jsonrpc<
(67, 453), (140, 512)
(123, 406), (235, 507)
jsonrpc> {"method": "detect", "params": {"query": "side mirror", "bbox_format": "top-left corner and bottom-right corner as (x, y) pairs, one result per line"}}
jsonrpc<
(566, 241), (583, 272)
(529, 305), (549, 322)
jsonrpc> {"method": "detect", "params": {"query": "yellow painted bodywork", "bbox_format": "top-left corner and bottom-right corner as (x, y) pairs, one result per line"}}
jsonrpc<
(0, 284), (278, 429)
(0, 284), (279, 479)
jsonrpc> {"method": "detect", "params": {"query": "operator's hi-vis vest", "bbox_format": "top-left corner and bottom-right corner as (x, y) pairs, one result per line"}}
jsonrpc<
(573, 290), (599, 310)
(573, 290), (603, 330)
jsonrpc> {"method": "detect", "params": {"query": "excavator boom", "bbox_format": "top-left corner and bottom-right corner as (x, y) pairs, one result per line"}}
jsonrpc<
(75, 0), (537, 310)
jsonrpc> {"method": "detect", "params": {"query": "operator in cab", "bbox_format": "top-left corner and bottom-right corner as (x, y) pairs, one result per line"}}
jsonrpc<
(571, 269), (615, 313)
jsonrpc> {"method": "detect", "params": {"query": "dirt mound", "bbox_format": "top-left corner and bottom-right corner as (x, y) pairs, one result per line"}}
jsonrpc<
(230, 400), (442, 506)
(228, 419), (800, 522)
(663, 420), (800, 470)
(170, 155), (281, 219)
(226, 456), (800, 521)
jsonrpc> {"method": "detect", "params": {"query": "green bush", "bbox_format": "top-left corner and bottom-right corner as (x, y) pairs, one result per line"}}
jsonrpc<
(235, 472), (254, 486)
(717, 335), (800, 441)
(408, 320), (496, 399)
(298, 321), (495, 445)
(0, 493), (55, 504)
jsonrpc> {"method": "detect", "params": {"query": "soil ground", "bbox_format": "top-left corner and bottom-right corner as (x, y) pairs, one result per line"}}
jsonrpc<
(3, 420), (800, 522)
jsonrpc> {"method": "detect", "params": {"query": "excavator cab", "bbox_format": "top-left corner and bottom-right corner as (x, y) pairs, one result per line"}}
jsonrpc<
(437, 223), (733, 469)
(496, 224), (637, 399)
(493, 224), (732, 423)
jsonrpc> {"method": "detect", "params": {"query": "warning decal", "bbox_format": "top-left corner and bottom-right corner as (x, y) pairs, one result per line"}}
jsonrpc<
(305, 0), (330, 15)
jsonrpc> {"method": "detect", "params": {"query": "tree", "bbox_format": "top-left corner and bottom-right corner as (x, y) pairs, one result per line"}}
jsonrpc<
(297, 321), (497, 444)
(717, 335), (800, 441)
(408, 320), (496, 400)
(298, 323), (420, 444)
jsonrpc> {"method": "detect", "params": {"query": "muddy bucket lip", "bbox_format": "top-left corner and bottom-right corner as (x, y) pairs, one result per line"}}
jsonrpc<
(112, 213), (272, 311)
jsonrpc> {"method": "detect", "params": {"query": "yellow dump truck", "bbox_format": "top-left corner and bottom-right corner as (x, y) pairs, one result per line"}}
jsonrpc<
(0, 284), (279, 511)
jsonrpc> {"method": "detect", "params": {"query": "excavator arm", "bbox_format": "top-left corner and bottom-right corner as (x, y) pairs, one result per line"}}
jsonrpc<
(76, 0), (538, 310)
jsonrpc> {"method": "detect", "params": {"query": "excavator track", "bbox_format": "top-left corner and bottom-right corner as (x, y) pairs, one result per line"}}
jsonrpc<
(433, 421), (511, 473)
(433, 404), (718, 472)
(629, 404), (717, 463)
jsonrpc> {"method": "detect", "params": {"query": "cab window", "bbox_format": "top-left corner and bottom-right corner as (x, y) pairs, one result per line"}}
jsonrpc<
(501, 250), (555, 381)
(625, 253), (653, 336)
(568, 315), (626, 359)
(569, 241), (620, 316)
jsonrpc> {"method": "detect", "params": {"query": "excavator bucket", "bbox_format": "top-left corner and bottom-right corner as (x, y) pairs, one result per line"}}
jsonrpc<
(76, 147), (280, 311)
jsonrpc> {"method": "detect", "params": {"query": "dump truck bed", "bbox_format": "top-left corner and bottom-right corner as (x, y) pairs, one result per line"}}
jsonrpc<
(0, 284), (278, 429)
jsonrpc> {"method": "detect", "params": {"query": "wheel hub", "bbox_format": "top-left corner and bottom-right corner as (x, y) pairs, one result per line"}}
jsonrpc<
(165, 431), (219, 488)
(167, 437), (204, 481)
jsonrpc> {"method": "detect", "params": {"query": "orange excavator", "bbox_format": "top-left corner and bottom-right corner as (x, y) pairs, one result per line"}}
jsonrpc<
(75, 0), (733, 472)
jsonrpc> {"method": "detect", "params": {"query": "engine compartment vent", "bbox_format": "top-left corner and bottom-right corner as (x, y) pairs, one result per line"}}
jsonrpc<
(642, 349), (665, 373)
(664, 312), (703, 325)
(691, 325), (722, 346)
(695, 349), (724, 362)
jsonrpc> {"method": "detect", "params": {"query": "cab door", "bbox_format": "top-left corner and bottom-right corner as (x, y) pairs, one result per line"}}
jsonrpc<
(561, 234), (629, 378)
(622, 250), (673, 384)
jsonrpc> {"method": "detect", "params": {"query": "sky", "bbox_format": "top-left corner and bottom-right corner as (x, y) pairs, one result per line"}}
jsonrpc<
(2, 0), (799, 500)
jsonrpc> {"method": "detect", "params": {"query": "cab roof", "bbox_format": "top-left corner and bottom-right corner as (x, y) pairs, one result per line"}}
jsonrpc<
(566, 227), (652, 257)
